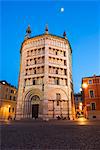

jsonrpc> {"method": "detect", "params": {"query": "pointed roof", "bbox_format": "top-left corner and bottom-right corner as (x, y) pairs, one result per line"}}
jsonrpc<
(63, 31), (66, 37)
(45, 24), (48, 34)
(26, 25), (31, 34)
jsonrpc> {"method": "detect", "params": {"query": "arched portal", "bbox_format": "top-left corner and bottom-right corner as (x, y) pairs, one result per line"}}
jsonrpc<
(23, 88), (43, 119)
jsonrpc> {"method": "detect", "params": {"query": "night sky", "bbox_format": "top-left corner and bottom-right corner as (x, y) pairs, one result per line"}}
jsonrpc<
(1, 0), (100, 92)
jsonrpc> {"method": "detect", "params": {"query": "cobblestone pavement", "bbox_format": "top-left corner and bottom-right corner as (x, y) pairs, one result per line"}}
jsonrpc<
(0, 119), (100, 150)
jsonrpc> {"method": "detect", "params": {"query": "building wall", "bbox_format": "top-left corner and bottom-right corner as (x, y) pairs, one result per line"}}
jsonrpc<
(82, 75), (100, 119)
(0, 82), (17, 120)
(16, 34), (74, 120)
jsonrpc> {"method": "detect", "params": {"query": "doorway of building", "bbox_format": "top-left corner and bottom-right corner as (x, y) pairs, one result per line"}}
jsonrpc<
(32, 104), (39, 119)
(31, 95), (40, 119)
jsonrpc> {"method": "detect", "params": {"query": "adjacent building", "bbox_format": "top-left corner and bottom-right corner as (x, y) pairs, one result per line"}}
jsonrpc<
(16, 25), (75, 120)
(0, 80), (17, 120)
(82, 75), (100, 119)
(74, 93), (83, 117)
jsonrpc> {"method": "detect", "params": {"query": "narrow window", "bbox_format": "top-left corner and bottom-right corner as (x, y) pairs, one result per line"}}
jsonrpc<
(10, 96), (12, 100)
(26, 69), (28, 75)
(34, 59), (36, 64)
(64, 51), (66, 56)
(56, 69), (58, 74)
(35, 49), (36, 55)
(57, 78), (59, 85)
(57, 101), (60, 106)
(65, 79), (67, 85)
(33, 79), (35, 85)
(11, 90), (14, 93)
(13, 96), (16, 101)
(26, 60), (28, 66)
(31, 50), (33, 55)
(12, 108), (14, 112)
(88, 80), (92, 84)
(38, 48), (41, 54)
(91, 103), (96, 110)
(89, 90), (94, 98)
(64, 60), (66, 65)
(64, 69), (67, 75)
(29, 60), (31, 66)
(9, 107), (11, 113)
(34, 69), (36, 74)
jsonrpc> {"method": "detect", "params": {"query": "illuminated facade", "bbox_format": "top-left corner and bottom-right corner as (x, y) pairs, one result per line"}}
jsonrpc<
(0, 81), (17, 120)
(16, 25), (75, 120)
(82, 75), (100, 119)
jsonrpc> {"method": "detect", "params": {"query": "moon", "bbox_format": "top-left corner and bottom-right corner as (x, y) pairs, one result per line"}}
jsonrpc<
(60, 7), (64, 12)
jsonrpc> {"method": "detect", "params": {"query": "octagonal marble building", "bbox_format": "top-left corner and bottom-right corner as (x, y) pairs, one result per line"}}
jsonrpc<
(16, 25), (75, 120)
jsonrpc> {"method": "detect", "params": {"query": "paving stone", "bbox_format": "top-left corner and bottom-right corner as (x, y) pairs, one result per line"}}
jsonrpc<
(0, 120), (100, 150)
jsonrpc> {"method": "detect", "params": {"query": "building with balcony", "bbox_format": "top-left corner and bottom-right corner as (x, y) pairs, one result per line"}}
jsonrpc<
(82, 75), (100, 119)
(0, 80), (17, 120)
(16, 25), (75, 120)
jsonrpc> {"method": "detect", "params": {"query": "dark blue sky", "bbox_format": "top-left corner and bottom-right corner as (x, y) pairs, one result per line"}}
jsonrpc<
(1, 0), (100, 92)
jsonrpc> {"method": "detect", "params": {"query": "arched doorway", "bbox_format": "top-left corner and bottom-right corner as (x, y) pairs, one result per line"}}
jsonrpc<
(31, 95), (40, 119)
(23, 88), (43, 119)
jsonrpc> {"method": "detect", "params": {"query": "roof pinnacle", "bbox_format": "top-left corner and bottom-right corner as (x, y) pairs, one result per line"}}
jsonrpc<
(63, 31), (66, 38)
(26, 25), (31, 34)
(45, 24), (49, 34)
(25, 25), (31, 40)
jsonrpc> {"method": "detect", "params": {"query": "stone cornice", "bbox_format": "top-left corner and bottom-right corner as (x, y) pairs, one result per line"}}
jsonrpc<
(20, 33), (72, 54)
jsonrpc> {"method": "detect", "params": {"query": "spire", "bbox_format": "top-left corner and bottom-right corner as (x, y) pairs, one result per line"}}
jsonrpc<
(24, 25), (31, 40)
(26, 25), (31, 34)
(63, 31), (67, 39)
(45, 24), (48, 34)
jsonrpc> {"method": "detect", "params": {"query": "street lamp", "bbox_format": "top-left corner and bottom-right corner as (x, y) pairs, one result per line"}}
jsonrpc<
(80, 87), (82, 92)
(82, 83), (88, 89)
(79, 102), (82, 111)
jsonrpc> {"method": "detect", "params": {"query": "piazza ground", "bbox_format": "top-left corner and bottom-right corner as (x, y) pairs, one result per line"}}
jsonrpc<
(0, 119), (100, 150)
